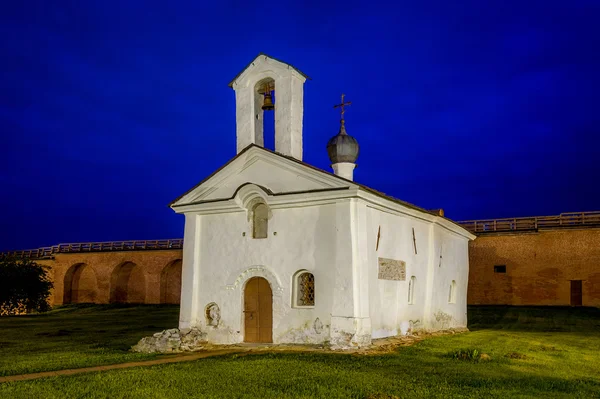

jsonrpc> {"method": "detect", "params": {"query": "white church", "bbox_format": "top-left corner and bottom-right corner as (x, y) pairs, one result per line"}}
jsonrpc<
(169, 54), (475, 348)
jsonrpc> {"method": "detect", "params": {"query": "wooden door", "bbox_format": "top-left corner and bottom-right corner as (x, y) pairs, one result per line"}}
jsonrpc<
(570, 280), (583, 306)
(244, 277), (273, 343)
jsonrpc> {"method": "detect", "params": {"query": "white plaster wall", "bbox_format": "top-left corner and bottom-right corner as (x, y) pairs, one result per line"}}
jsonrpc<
(364, 205), (471, 338)
(190, 203), (345, 344)
(274, 74), (304, 160)
(328, 199), (372, 348)
(201, 157), (335, 202)
(179, 213), (201, 329)
(181, 198), (471, 344)
(426, 225), (470, 329)
(176, 149), (473, 344)
(366, 208), (432, 338)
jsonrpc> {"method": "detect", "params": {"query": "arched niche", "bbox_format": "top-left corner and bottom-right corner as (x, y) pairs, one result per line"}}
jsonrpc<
(63, 263), (98, 304)
(109, 262), (146, 303)
(160, 259), (182, 304)
(233, 183), (273, 238)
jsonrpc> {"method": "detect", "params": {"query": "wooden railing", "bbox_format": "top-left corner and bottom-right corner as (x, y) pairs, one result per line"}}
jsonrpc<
(1, 239), (184, 259)
(459, 211), (600, 233)
(3, 211), (599, 257)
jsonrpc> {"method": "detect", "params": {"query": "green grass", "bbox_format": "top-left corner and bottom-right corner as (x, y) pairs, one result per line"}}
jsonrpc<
(468, 305), (600, 332)
(0, 304), (179, 377)
(1, 305), (600, 398)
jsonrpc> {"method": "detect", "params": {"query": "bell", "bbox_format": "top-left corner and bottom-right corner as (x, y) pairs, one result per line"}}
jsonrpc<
(262, 91), (274, 111)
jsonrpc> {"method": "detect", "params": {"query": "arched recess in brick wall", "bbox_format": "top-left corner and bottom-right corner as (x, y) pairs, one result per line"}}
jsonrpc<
(109, 262), (146, 303)
(160, 259), (182, 304)
(63, 263), (98, 304)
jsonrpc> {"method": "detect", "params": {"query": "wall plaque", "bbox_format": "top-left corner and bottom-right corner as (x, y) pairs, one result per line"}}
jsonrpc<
(378, 258), (406, 281)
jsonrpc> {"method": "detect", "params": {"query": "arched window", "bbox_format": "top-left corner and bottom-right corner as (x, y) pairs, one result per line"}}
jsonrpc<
(408, 276), (416, 305)
(293, 271), (315, 307)
(448, 280), (457, 304)
(252, 202), (268, 239)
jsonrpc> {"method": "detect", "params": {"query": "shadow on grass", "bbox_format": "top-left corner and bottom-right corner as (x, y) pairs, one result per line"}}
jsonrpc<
(1, 305), (600, 397)
(152, 350), (600, 398)
(0, 304), (181, 376)
(467, 305), (600, 332)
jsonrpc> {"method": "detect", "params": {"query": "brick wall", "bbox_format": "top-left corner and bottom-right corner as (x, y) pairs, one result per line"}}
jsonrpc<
(35, 227), (599, 308)
(468, 228), (600, 306)
(38, 250), (183, 306)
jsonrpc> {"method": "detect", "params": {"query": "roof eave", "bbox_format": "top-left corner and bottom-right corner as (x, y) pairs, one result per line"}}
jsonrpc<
(168, 144), (259, 207)
(227, 53), (311, 88)
(169, 144), (471, 237)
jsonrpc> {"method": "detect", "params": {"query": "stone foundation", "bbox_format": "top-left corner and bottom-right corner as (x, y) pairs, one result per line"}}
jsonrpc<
(132, 327), (469, 354)
(131, 328), (207, 353)
(132, 325), (470, 354)
(328, 316), (372, 350)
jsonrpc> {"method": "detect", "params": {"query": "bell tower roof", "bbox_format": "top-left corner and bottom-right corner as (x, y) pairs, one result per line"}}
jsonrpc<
(230, 53), (309, 161)
(228, 53), (310, 88)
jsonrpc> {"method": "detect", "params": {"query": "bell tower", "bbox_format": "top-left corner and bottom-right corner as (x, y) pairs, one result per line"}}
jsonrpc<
(228, 53), (309, 161)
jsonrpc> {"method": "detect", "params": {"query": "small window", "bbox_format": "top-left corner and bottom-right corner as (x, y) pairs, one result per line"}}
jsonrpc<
(294, 271), (315, 307)
(448, 280), (457, 304)
(494, 265), (506, 273)
(252, 203), (268, 239)
(408, 276), (416, 304)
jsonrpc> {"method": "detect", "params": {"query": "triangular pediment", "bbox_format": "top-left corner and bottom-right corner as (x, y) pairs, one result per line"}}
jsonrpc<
(170, 145), (354, 208)
(228, 53), (310, 88)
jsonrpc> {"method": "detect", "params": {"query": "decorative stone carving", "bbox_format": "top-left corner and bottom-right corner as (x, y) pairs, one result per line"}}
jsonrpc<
(377, 258), (406, 281)
(313, 317), (323, 334)
(225, 265), (284, 294)
(205, 303), (220, 327)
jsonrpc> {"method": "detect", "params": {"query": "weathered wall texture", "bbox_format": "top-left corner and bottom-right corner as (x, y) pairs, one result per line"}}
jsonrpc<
(468, 228), (600, 306)
(177, 191), (472, 348)
(171, 140), (474, 347)
(366, 208), (470, 338)
(39, 250), (183, 306)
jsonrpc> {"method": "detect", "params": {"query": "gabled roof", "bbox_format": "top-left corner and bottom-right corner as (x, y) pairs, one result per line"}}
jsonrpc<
(169, 144), (350, 207)
(168, 144), (471, 235)
(168, 144), (257, 206)
(228, 53), (311, 88)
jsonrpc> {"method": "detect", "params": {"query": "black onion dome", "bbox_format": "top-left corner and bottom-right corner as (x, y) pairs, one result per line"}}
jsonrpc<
(326, 121), (359, 164)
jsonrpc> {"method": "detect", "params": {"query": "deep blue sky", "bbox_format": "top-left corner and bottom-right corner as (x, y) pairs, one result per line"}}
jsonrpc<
(1, 1), (599, 251)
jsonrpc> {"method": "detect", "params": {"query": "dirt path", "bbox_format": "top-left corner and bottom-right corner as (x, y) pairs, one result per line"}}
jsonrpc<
(0, 349), (243, 384)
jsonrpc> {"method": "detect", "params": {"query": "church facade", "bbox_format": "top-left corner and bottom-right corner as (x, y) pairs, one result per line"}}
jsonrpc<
(169, 54), (475, 348)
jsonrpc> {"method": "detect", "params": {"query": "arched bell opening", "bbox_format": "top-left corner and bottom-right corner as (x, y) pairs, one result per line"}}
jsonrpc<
(254, 77), (276, 151)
